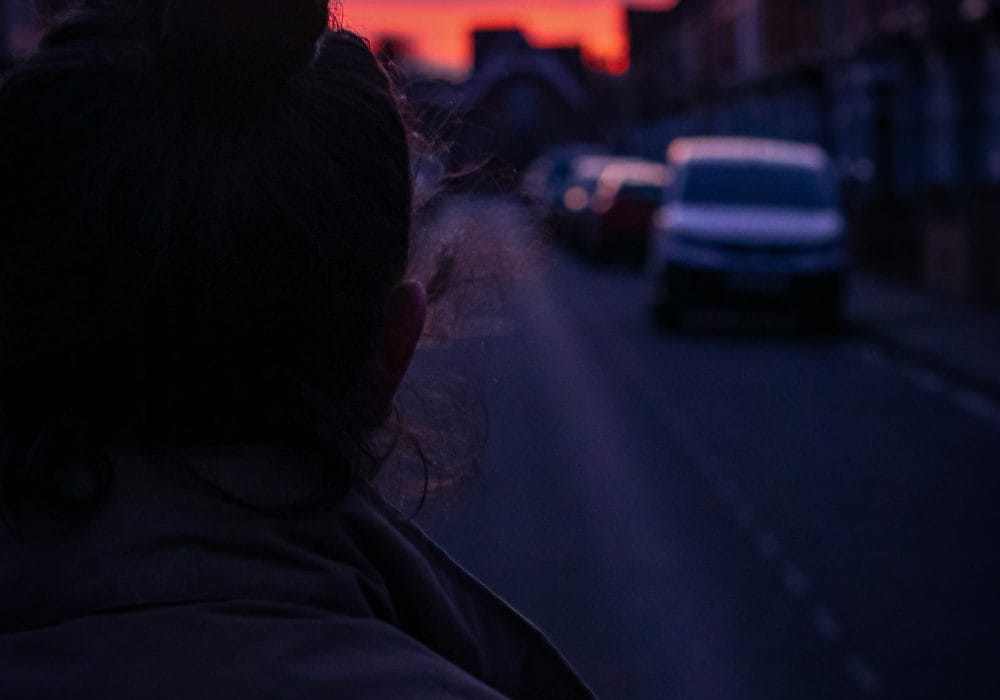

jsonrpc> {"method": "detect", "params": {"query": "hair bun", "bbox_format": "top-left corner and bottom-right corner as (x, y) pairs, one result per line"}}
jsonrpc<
(158, 0), (328, 93)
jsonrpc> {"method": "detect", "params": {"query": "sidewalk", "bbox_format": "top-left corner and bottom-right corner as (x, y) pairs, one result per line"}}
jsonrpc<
(846, 270), (1000, 399)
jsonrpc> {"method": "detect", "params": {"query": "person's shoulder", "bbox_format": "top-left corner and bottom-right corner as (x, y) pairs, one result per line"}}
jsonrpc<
(0, 597), (507, 699)
(345, 488), (598, 699)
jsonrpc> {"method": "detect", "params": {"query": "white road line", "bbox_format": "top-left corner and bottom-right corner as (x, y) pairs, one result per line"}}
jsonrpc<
(845, 340), (1000, 428)
(951, 388), (1000, 426)
(849, 342), (888, 367)
(846, 655), (882, 695)
(896, 365), (948, 396)
(600, 330), (884, 693)
(780, 563), (811, 599)
(755, 531), (781, 561)
(914, 373), (949, 396)
(811, 606), (843, 642)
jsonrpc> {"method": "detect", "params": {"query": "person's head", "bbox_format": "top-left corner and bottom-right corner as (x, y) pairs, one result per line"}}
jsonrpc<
(0, 0), (426, 509)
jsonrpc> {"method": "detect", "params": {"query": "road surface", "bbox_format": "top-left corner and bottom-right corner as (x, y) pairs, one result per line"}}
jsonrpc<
(402, 198), (1000, 699)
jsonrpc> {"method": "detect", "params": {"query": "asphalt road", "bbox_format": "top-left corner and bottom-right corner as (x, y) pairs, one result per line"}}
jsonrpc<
(408, 203), (1000, 699)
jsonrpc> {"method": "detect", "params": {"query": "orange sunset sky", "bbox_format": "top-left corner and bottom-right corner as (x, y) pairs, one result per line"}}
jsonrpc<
(339, 1), (677, 74)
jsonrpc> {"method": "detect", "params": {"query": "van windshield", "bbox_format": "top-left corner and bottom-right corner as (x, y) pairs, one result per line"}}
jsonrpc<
(682, 161), (833, 209)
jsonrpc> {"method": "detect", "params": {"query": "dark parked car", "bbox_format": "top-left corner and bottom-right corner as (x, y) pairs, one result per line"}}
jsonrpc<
(574, 158), (670, 260)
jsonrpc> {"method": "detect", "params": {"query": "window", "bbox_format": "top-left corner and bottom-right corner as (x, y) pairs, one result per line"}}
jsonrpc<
(681, 161), (834, 209)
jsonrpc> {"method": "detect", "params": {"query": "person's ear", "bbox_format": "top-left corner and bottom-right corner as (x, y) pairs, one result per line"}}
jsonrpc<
(371, 280), (426, 424)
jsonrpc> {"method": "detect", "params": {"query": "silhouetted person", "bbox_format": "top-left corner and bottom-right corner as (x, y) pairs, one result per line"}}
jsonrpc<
(0, 1), (593, 697)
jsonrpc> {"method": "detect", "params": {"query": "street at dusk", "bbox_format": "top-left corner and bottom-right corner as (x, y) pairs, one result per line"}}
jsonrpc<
(411, 197), (1000, 700)
(4, 2), (1000, 699)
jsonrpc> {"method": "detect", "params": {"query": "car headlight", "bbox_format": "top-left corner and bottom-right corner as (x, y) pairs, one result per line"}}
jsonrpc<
(563, 186), (589, 212)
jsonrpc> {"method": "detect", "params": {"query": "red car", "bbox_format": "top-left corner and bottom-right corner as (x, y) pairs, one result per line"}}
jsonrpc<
(574, 158), (670, 261)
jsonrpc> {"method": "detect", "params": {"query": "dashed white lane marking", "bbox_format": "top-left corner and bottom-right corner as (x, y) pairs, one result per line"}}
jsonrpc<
(851, 342), (888, 366)
(897, 365), (948, 396)
(952, 388), (1000, 424)
(754, 531), (782, 561)
(781, 563), (811, 599)
(846, 656), (883, 695)
(811, 605), (843, 642)
(847, 340), (1000, 428)
(601, 331), (883, 695)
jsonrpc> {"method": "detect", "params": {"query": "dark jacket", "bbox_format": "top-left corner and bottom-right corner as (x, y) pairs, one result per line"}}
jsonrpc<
(0, 445), (594, 699)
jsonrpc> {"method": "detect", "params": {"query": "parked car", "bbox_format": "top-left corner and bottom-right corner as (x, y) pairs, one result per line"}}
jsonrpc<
(647, 137), (848, 329)
(574, 158), (670, 260)
(520, 144), (607, 238)
(552, 154), (618, 244)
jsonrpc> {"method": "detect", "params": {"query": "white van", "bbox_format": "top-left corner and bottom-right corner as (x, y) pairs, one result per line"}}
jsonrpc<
(647, 137), (847, 329)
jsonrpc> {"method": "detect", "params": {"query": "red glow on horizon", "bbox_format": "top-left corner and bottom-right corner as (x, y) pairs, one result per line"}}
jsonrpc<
(342, 1), (676, 74)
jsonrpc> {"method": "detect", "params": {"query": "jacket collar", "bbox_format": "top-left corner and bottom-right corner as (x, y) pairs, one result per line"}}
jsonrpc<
(1, 444), (594, 698)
